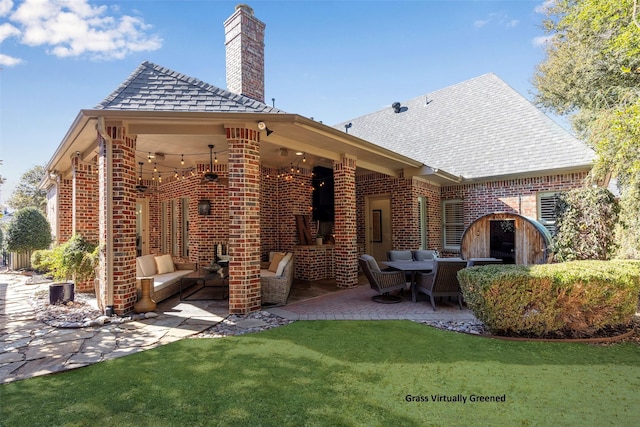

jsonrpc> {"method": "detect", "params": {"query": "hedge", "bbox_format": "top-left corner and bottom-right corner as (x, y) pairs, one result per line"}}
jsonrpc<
(457, 260), (640, 337)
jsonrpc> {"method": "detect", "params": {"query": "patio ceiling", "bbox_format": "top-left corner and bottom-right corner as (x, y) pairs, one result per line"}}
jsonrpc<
(44, 110), (457, 187)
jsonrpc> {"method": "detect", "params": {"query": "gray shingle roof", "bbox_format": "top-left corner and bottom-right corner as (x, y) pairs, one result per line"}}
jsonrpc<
(95, 61), (285, 113)
(335, 73), (594, 180)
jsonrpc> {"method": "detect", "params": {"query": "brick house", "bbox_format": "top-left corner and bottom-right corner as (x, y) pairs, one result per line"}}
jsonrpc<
(41, 5), (594, 315)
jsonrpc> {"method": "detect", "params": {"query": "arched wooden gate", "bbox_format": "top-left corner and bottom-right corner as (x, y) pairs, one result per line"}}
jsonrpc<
(460, 212), (552, 265)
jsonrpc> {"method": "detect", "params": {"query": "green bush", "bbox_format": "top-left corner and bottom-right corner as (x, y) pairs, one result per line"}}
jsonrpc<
(31, 234), (99, 282)
(553, 187), (619, 261)
(6, 207), (51, 256)
(457, 261), (640, 337)
(31, 249), (56, 275)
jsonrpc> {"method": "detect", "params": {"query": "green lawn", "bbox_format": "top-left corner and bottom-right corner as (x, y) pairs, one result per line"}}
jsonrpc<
(2, 320), (639, 426)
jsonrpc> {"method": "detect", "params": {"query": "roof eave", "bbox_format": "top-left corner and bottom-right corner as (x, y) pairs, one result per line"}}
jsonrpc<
(454, 164), (594, 186)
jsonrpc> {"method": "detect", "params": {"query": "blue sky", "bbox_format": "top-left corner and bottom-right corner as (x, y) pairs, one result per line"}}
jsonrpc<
(0, 0), (555, 205)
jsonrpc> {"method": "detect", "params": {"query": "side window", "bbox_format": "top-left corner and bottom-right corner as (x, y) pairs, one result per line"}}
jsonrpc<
(538, 192), (561, 234)
(442, 199), (464, 251)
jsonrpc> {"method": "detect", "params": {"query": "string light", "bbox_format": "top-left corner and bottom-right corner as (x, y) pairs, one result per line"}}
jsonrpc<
(181, 154), (184, 165)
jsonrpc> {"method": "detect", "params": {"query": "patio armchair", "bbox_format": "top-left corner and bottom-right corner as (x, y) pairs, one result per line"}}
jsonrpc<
(412, 250), (438, 261)
(387, 250), (413, 261)
(386, 250), (413, 280)
(260, 252), (294, 306)
(359, 255), (408, 303)
(414, 258), (468, 310)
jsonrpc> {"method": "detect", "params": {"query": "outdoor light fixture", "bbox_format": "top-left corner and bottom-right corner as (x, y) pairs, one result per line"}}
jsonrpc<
(257, 121), (273, 136)
(198, 199), (211, 215)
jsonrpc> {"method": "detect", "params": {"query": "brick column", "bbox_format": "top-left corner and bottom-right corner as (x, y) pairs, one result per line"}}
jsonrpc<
(72, 156), (99, 242)
(334, 155), (358, 288)
(226, 126), (261, 314)
(57, 177), (73, 244)
(98, 123), (137, 314)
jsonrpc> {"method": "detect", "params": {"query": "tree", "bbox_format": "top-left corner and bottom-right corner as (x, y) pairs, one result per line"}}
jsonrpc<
(534, 0), (640, 258)
(6, 207), (52, 265)
(553, 187), (619, 261)
(7, 164), (47, 213)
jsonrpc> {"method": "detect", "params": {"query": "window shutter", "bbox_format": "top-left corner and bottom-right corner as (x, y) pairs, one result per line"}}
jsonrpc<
(538, 192), (560, 233)
(443, 200), (464, 250)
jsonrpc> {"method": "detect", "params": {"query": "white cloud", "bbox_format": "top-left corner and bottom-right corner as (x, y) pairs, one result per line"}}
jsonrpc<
(2, 0), (161, 62)
(0, 0), (13, 16)
(532, 35), (553, 47)
(474, 12), (520, 29)
(0, 53), (23, 66)
(534, 0), (556, 14)
(0, 22), (20, 42)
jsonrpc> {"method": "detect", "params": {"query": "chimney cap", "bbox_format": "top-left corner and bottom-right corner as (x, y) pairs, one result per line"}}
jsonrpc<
(235, 4), (254, 14)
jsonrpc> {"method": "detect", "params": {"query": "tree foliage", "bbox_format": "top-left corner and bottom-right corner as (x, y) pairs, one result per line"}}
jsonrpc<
(7, 164), (47, 213)
(6, 207), (52, 255)
(553, 187), (619, 261)
(534, 0), (640, 258)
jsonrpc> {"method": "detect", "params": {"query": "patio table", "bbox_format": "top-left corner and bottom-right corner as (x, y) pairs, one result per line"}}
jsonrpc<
(180, 266), (229, 301)
(382, 260), (434, 303)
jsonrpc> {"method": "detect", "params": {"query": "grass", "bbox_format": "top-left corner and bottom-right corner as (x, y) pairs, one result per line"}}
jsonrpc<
(1, 320), (640, 426)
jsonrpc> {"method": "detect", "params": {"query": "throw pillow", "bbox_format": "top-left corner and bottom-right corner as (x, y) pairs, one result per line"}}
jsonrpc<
(155, 254), (175, 274)
(275, 253), (293, 277)
(138, 254), (158, 276)
(268, 252), (286, 272)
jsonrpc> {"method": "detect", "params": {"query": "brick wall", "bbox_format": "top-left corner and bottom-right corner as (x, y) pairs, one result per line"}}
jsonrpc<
(356, 173), (442, 252)
(57, 178), (73, 243)
(72, 156), (99, 242)
(442, 172), (589, 227)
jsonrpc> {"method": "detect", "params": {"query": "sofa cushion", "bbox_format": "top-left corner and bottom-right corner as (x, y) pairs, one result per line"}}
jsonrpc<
(275, 253), (293, 277)
(138, 254), (158, 276)
(155, 254), (175, 274)
(268, 252), (286, 272)
(136, 258), (144, 277)
(153, 270), (192, 291)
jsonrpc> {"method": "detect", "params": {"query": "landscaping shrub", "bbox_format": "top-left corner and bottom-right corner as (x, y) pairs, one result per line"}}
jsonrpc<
(31, 234), (99, 282)
(457, 261), (640, 337)
(5, 207), (52, 265)
(553, 187), (619, 261)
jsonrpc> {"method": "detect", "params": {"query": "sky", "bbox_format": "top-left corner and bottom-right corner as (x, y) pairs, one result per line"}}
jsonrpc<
(0, 0), (557, 206)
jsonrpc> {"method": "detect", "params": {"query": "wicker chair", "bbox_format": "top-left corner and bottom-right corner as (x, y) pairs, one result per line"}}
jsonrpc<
(414, 258), (468, 310)
(261, 253), (294, 306)
(359, 254), (408, 303)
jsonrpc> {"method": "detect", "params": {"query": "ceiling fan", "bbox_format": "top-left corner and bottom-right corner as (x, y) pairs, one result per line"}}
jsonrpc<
(201, 144), (228, 186)
(136, 162), (163, 194)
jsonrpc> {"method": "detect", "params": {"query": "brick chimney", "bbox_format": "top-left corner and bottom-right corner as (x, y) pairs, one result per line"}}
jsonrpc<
(224, 4), (265, 103)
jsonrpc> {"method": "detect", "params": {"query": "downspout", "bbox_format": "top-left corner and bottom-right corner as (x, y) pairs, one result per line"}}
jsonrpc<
(97, 117), (114, 312)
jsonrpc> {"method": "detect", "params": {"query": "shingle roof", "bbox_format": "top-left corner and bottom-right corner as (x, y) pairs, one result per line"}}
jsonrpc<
(335, 73), (594, 180)
(95, 61), (285, 113)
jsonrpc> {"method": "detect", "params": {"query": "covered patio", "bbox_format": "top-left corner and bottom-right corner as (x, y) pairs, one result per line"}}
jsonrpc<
(42, 103), (450, 315)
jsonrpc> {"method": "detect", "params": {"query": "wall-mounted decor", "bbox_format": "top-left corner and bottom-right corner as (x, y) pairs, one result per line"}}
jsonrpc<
(198, 199), (211, 215)
(372, 209), (382, 242)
